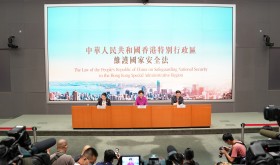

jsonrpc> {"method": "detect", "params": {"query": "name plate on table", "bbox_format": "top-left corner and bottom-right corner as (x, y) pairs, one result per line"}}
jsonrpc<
(177, 104), (186, 108)
(97, 105), (106, 109)
(137, 105), (147, 109)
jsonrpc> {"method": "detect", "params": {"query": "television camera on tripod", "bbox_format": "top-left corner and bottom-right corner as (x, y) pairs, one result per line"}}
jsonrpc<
(0, 126), (56, 165)
(246, 105), (280, 165)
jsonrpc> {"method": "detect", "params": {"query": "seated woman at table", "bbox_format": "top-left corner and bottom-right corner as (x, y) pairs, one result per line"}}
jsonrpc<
(171, 90), (184, 105)
(135, 90), (148, 105)
(97, 93), (111, 106)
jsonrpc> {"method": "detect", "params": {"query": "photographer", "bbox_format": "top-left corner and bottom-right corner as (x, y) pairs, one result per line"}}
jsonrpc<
(219, 133), (246, 164)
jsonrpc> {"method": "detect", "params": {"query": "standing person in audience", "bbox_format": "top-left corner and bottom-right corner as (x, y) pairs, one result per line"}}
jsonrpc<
(97, 93), (111, 106)
(75, 147), (98, 165)
(50, 139), (75, 165)
(171, 90), (184, 105)
(96, 149), (120, 165)
(135, 90), (148, 105)
(219, 133), (246, 164)
(184, 148), (199, 165)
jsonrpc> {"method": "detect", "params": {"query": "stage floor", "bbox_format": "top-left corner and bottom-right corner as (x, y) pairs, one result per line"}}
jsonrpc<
(0, 112), (278, 136)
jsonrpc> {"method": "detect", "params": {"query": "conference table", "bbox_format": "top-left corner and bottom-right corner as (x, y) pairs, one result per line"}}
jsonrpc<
(72, 105), (211, 128)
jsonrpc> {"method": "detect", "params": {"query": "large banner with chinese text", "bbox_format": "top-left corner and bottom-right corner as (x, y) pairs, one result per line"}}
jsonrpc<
(45, 4), (235, 102)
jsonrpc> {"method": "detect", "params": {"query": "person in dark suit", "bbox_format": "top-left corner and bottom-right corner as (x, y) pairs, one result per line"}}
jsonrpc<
(97, 93), (111, 106)
(171, 90), (184, 105)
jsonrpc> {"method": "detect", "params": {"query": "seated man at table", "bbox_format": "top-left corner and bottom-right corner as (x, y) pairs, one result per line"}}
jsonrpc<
(135, 90), (148, 105)
(97, 93), (111, 106)
(171, 90), (184, 105)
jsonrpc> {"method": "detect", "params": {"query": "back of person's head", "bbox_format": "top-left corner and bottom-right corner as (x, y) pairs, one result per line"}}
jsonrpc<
(104, 149), (116, 163)
(184, 148), (194, 160)
(81, 145), (91, 154)
(83, 147), (98, 159)
(57, 139), (68, 152)
(222, 133), (234, 141)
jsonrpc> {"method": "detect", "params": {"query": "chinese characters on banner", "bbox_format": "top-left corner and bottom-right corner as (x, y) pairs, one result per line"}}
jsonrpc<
(86, 46), (196, 64)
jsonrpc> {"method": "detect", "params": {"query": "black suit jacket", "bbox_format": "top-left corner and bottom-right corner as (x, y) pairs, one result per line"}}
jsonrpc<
(97, 98), (111, 106)
(171, 96), (184, 105)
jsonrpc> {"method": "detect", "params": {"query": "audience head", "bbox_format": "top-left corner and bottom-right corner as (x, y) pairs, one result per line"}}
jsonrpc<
(56, 139), (68, 153)
(101, 93), (107, 100)
(138, 90), (144, 98)
(184, 148), (194, 161)
(104, 149), (116, 163)
(222, 133), (234, 145)
(81, 145), (92, 154)
(170, 153), (184, 165)
(82, 147), (98, 164)
(175, 90), (181, 97)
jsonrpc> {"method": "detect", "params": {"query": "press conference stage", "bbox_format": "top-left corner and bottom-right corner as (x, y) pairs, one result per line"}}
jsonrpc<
(0, 112), (274, 136)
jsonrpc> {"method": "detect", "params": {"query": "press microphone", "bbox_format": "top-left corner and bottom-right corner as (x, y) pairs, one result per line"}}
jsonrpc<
(167, 145), (177, 157)
(259, 129), (280, 139)
(30, 138), (56, 154)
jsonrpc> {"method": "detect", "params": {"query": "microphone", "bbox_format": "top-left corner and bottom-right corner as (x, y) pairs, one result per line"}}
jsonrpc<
(259, 129), (280, 139)
(167, 145), (177, 157)
(30, 138), (56, 154)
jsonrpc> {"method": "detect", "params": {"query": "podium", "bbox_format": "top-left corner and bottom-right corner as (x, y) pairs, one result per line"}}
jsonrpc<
(72, 105), (211, 128)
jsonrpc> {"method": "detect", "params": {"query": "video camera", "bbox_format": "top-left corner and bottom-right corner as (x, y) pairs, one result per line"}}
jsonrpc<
(246, 140), (280, 165)
(245, 106), (280, 165)
(0, 126), (55, 165)
(264, 105), (280, 125)
(218, 146), (226, 158)
(165, 145), (184, 165)
(147, 154), (160, 165)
